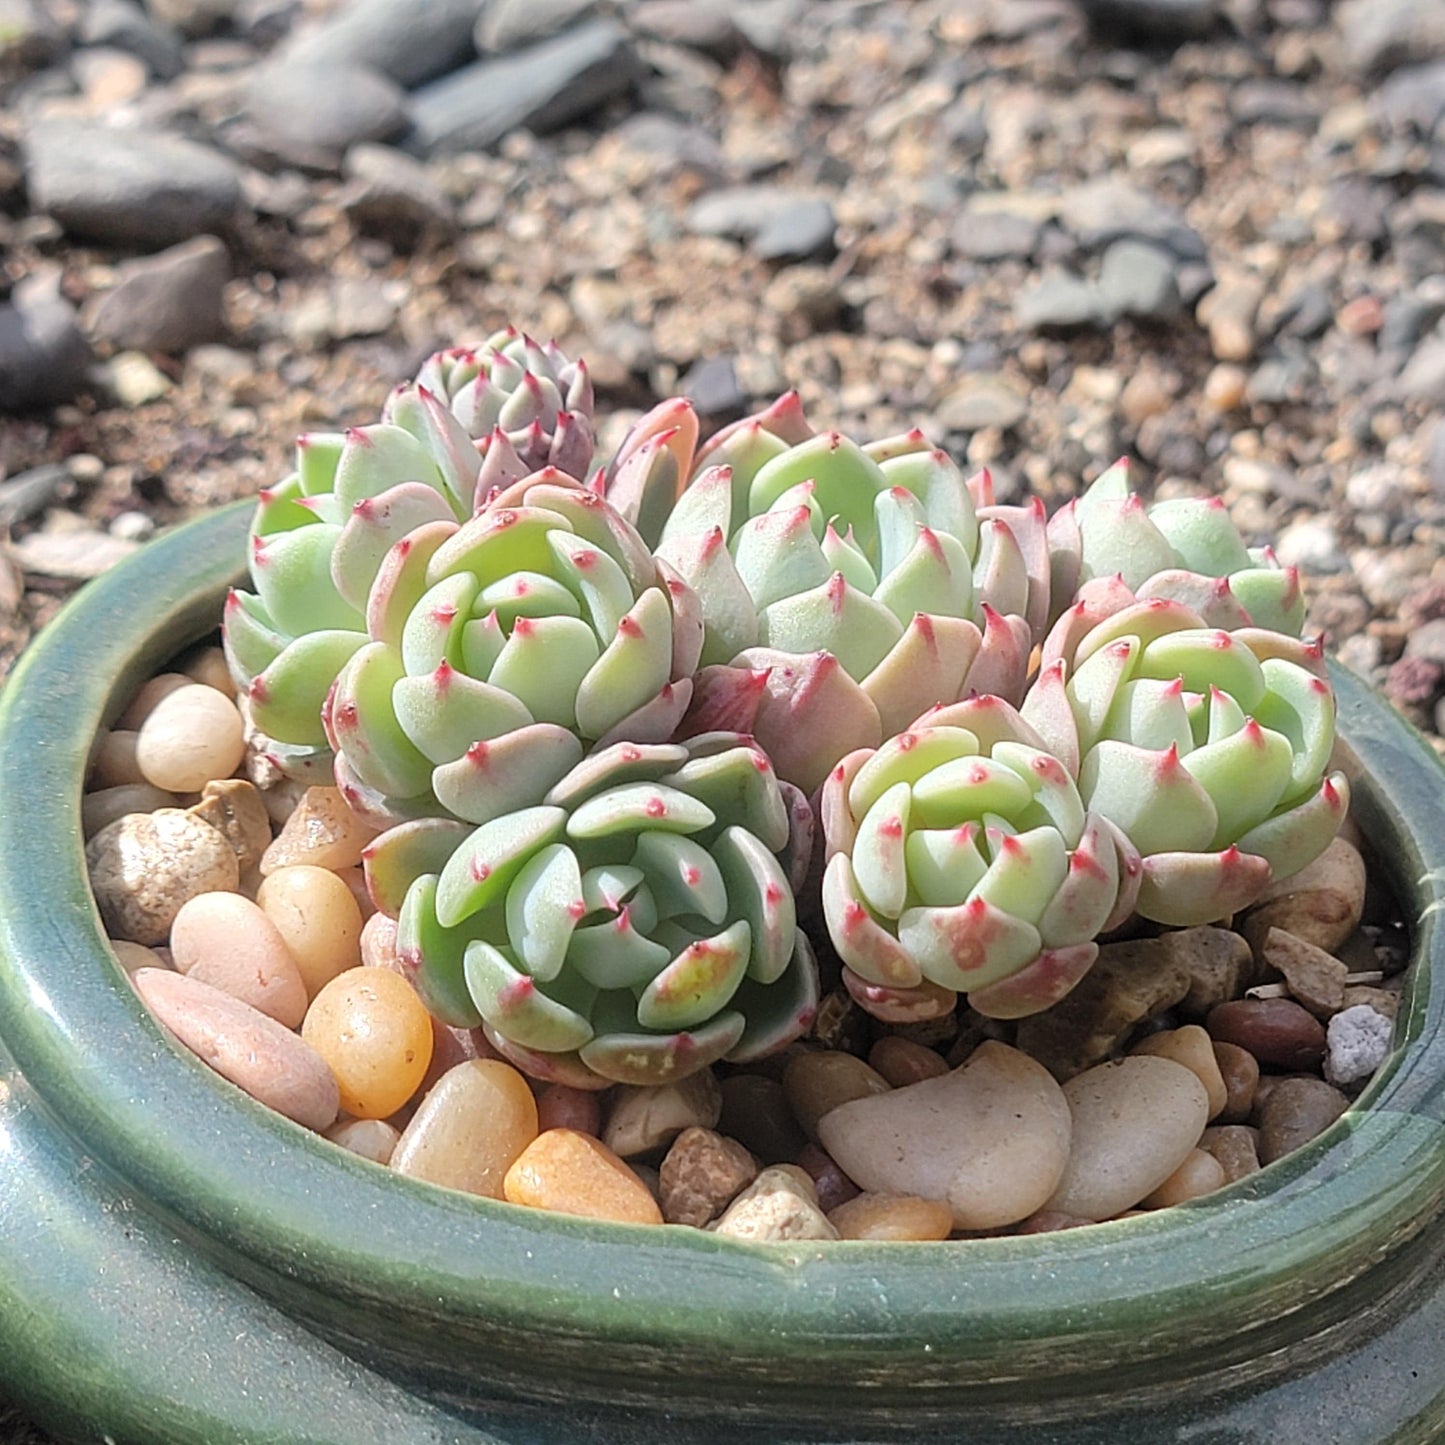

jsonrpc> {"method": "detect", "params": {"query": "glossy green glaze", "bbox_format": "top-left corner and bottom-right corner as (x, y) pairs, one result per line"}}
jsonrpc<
(0, 502), (1442, 1443)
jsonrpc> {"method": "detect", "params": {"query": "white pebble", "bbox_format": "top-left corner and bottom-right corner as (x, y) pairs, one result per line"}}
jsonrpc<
(1323, 1004), (1393, 1086)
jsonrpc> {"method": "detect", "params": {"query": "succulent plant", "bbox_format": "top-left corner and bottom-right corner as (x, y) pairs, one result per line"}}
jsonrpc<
(417, 327), (594, 480)
(325, 471), (703, 829)
(223, 336), (596, 780)
(601, 393), (1049, 793)
(819, 694), (1141, 1022)
(1020, 598), (1349, 927)
(381, 734), (819, 1087)
(1047, 460), (1305, 636)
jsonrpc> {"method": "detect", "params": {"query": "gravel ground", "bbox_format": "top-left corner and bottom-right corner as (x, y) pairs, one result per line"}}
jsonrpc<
(2, 0), (1444, 1436)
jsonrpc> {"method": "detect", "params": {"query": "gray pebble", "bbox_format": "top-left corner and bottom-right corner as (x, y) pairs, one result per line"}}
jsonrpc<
(753, 197), (836, 262)
(1097, 238), (1183, 322)
(242, 61), (410, 171)
(1336, 0), (1445, 76)
(283, 0), (483, 87)
(1059, 176), (1208, 260)
(340, 144), (457, 250)
(26, 123), (244, 250)
(87, 236), (229, 355)
(408, 20), (640, 156)
(81, 0), (184, 77)
(0, 274), (91, 414)
(477, 0), (597, 53)
(1016, 271), (1108, 331)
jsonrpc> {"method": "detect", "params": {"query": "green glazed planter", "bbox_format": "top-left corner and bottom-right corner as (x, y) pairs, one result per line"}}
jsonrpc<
(1, 503), (1443, 1445)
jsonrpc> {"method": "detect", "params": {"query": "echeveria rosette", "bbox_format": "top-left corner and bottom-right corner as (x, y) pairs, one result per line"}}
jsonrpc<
(820, 695), (1141, 1023)
(382, 734), (820, 1088)
(1046, 459), (1305, 637)
(602, 394), (1048, 794)
(223, 335), (596, 780)
(1020, 598), (1349, 928)
(417, 326), (594, 480)
(325, 471), (704, 831)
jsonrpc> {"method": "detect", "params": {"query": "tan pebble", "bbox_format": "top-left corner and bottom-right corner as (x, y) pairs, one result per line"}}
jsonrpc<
(170, 891), (308, 1027)
(603, 1069), (722, 1158)
(82, 783), (179, 839)
(180, 644), (235, 696)
(256, 865), (363, 999)
(118, 672), (192, 729)
(828, 1192), (953, 1242)
(1044, 1056), (1210, 1221)
(783, 1050), (890, 1142)
(1242, 838), (1365, 954)
(798, 1141), (860, 1214)
(728, 1164), (817, 1206)
(1202, 362), (1248, 411)
(133, 967), (338, 1130)
(360, 910), (404, 973)
(136, 683), (246, 792)
(1255, 1077), (1348, 1165)
(713, 1172), (838, 1242)
(260, 786), (379, 874)
(303, 967), (434, 1119)
(868, 1035), (949, 1088)
(503, 1129), (663, 1225)
(1167, 927), (1256, 1020)
(325, 1116), (401, 1165)
(718, 1073), (808, 1164)
(1140, 1148), (1227, 1208)
(1118, 370), (1174, 426)
(1342, 985), (1398, 1020)
(391, 1059), (537, 1198)
(109, 939), (167, 975)
(1211, 1041), (1259, 1124)
(1259, 927), (1347, 1019)
(819, 1041), (1071, 1230)
(91, 730), (146, 789)
(1199, 1124), (1261, 1183)
(1131, 1026), (1228, 1119)
(187, 779), (272, 874)
(658, 1127), (757, 1227)
(537, 1084), (602, 1136)
(88, 808), (240, 944)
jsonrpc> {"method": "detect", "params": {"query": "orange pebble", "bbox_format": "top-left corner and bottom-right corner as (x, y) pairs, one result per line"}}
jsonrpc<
(504, 1129), (664, 1225)
(828, 1191), (954, 1241)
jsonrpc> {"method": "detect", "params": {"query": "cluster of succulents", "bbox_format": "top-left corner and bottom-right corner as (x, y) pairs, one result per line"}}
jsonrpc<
(224, 326), (1350, 1085)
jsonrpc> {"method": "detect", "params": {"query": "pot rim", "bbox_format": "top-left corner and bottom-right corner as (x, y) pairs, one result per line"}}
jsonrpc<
(0, 502), (1442, 1395)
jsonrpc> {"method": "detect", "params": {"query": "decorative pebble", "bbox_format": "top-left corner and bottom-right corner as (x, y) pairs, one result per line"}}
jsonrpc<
(658, 1126), (757, 1227)
(1242, 839), (1366, 954)
(1199, 1125), (1261, 1183)
(1259, 928), (1347, 1019)
(87, 808), (240, 945)
(1211, 1040), (1260, 1124)
(1206, 998), (1327, 1071)
(603, 1069), (722, 1158)
(187, 779), (273, 876)
(260, 786), (378, 874)
(713, 1167), (839, 1242)
(360, 910), (402, 971)
(1323, 1004), (1394, 1087)
(867, 1035), (950, 1088)
(109, 939), (167, 974)
(1168, 927), (1256, 1020)
(828, 1192), (954, 1241)
(536, 1083), (603, 1137)
(257, 865), (364, 999)
(1044, 1056), (1209, 1221)
(169, 891), (308, 1028)
(117, 672), (192, 729)
(325, 1117), (401, 1165)
(1130, 1025), (1228, 1119)
(503, 1129), (663, 1225)
(797, 1142), (861, 1214)
(82, 783), (179, 840)
(818, 1041), (1072, 1230)
(180, 645), (235, 696)
(134, 967), (338, 1131)
(783, 1049), (891, 1142)
(1014, 1209), (1093, 1234)
(718, 1073), (808, 1164)
(302, 967), (434, 1119)
(92, 730), (145, 789)
(1255, 1077), (1349, 1164)
(1140, 1148), (1226, 1208)
(135, 683), (246, 793)
(390, 1059), (538, 1198)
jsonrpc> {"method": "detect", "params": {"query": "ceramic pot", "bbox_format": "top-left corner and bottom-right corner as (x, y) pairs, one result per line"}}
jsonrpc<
(0, 504), (1441, 1445)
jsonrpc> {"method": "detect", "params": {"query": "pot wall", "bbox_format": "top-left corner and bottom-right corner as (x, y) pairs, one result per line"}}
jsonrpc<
(0, 504), (1442, 1443)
